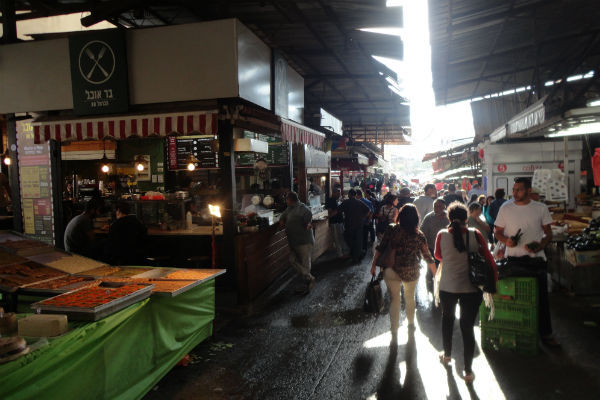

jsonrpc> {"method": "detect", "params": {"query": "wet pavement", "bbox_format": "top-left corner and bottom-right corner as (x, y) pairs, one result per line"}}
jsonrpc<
(145, 248), (600, 400)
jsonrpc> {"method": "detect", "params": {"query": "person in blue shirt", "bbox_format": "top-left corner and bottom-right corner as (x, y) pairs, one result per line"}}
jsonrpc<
(356, 190), (374, 253)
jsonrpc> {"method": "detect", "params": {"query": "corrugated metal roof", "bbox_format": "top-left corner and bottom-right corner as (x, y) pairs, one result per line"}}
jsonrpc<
(429, 0), (600, 105)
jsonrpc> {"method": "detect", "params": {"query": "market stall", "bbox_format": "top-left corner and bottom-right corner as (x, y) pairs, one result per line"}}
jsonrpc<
(0, 232), (224, 399)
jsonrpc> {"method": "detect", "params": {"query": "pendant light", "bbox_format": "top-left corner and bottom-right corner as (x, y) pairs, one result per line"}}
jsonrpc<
(134, 155), (146, 172)
(2, 149), (11, 166)
(99, 139), (113, 173)
(185, 153), (200, 171)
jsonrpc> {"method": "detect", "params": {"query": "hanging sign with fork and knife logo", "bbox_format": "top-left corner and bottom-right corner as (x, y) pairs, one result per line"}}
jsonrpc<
(69, 29), (129, 116)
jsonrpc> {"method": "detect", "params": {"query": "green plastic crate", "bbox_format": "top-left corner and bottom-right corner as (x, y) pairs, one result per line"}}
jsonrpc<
(494, 277), (538, 305)
(480, 299), (538, 332)
(481, 327), (539, 355)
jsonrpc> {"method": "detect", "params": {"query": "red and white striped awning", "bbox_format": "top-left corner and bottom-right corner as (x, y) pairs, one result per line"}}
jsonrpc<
(281, 118), (325, 148)
(32, 110), (219, 143)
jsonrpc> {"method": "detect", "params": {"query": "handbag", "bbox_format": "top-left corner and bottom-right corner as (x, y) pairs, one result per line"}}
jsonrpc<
(466, 228), (496, 293)
(364, 273), (384, 313)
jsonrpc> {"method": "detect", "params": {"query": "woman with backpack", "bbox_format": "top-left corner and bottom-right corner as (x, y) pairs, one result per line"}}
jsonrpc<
(371, 204), (436, 343)
(375, 194), (399, 241)
(432, 202), (497, 383)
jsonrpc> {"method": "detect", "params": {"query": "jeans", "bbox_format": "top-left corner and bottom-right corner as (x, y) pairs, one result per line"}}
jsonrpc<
(439, 290), (483, 374)
(330, 222), (348, 257)
(383, 268), (418, 332)
(289, 243), (314, 281)
(344, 226), (363, 261)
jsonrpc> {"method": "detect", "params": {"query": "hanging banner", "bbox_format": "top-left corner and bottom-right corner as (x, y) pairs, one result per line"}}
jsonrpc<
(69, 29), (129, 116)
(17, 121), (55, 245)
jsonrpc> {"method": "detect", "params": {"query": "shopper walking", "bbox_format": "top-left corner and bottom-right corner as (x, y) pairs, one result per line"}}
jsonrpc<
(396, 187), (414, 208)
(325, 188), (349, 259)
(376, 194), (399, 240)
(413, 183), (437, 220)
(356, 190), (375, 251)
(280, 192), (315, 294)
(443, 183), (463, 205)
(433, 202), (497, 383)
(339, 189), (370, 262)
(468, 203), (491, 241)
(488, 188), (507, 223)
(420, 199), (449, 292)
(494, 178), (558, 346)
(371, 204), (436, 342)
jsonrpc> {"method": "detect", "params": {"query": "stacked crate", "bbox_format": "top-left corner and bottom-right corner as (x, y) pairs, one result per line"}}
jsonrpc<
(480, 277), (539, 355)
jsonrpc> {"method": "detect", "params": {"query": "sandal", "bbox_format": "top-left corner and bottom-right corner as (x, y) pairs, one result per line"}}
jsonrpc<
(438, 353), (451, 366)
(464, 372), (475, 383)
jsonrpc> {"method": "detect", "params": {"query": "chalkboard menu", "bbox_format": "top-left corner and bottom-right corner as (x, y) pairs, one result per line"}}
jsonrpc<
(235, 132), (289, 167)
(167, 135), (218, 170)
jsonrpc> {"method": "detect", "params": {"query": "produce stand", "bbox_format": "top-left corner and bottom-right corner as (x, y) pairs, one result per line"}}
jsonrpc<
(0, 279), (216, 400)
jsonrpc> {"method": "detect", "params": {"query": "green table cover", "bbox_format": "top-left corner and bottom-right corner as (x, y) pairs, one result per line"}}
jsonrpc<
(0, 279), (215, 400)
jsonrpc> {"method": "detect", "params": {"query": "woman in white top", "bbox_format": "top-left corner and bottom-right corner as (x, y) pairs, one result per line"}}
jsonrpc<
(432, 201), (497, 383)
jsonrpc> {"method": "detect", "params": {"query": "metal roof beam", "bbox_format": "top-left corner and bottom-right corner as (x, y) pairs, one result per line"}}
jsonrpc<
(448, 27), (600, 66)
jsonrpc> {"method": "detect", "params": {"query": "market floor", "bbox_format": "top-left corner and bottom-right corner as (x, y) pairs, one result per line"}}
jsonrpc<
(144, 248), (600, 400)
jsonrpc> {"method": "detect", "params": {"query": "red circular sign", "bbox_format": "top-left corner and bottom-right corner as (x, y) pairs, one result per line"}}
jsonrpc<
(497, 164), (507, 172)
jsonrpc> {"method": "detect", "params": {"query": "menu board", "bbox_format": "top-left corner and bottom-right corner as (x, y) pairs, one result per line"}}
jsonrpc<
(17, 121), (55, 245)
(235, 132), (289, 167)
(167, 135), (218, 170)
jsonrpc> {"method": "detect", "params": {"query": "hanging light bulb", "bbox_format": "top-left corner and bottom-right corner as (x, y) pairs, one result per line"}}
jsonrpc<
(134, 155), (146, 172)
(3, 150), (11, 166)
(185, 153), (200, 172)
(98, 139), (113, 173)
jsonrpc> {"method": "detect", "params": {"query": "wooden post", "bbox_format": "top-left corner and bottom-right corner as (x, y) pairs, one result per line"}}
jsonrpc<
(218, 117), (237, 289)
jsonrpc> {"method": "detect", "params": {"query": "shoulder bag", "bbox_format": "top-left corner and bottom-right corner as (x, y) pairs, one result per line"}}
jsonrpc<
(376, 226), (396, 268)
(465, 228), (496, 293)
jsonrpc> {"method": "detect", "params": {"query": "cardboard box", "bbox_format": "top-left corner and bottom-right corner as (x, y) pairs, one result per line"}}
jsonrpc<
(565, 248), (600, 267)
(18, 314), (68, 337)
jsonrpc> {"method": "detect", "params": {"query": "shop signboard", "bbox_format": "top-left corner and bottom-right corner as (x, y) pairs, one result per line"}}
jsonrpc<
(167, 136), (218, 170)
(494, 162), (563, 174)
(69, 29), (129, 116)
(17, 121), (55, 245)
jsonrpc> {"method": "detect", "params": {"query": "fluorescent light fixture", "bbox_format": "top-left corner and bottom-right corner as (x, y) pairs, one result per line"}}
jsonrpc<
(385, 76), (401, 89)
(567, 74), (583, 82)
(388, 84), (404, 97)
(587, 99), (600, 107)
(546, 122), (600, 138)
(544, 81), (555, 87)
(584, 70), (595, 78)
(358, 27), (403, 37)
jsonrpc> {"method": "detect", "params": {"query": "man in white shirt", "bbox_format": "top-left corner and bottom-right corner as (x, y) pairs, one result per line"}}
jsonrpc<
(467, 182), (486, 199)
(414, 183), (436, 219)
(494, 177), (558, 346)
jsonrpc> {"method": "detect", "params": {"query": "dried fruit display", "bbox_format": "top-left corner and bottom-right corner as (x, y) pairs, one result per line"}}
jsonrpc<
(104, 267), (153, 278)
(0, 262), (66, 289)
(102, 278), (197, 293)
(25, 276), (90, 290)
(163, 269), (215, 280)
(37, 284), (149, 309)
(0, 252), (28, 267)
(0, 239), (49, 250)
(78, 266), (121, 276)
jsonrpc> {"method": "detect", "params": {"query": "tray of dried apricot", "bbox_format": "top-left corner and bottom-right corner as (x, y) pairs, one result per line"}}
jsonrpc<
(30, 282), (153, 321)
(0, 262), (68, 292)
(20, 275), (98, 295)
(101, 277), (210, 297)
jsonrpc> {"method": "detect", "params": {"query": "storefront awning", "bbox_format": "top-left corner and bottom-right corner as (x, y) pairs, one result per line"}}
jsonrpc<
(32, 110), (219, 143)
(280, 118), (325, 148)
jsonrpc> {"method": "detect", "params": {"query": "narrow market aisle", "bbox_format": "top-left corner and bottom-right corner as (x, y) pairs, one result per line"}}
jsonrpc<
(145, 249), (600, 400)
